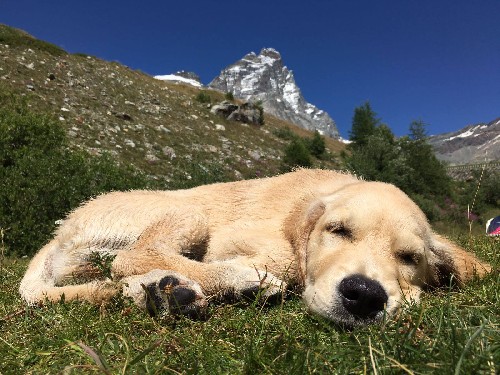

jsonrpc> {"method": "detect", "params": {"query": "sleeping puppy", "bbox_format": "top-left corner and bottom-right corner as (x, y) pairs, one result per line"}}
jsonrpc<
(19, 169), (491, 326)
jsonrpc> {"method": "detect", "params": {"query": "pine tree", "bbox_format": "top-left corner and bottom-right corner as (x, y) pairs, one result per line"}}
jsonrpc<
(409, 119), (428, 141)
(281, 138), (312, 171)
(348, 102), (379, 147)
(307, 130), (326, 158)
(400, 121), (450, 196)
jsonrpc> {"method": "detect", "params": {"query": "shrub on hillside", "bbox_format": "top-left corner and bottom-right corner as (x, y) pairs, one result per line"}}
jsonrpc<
(195, 91), (212, 104)
(0, 96), (157, 256)
(253, 100), (265, 126)
(281, 138), (312, 171)
(277, 128), (328, 171)
(304, 130), (326, 159)
(272, 127), (297, 141)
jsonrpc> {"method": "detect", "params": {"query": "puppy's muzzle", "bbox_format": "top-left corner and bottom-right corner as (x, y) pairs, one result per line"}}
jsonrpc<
(338, 274), (388, 319)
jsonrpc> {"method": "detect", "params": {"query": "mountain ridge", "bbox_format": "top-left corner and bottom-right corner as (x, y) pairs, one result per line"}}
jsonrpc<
(428, 117), (500, 165)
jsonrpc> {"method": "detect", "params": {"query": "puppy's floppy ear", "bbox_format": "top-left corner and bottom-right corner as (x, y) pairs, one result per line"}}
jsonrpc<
(283, 199), (325, 287)
(426, 234), (491, 288)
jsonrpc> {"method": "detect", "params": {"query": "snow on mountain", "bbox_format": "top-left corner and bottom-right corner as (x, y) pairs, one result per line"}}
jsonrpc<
(428, 117), (500, 165)
(209, 48), (339, 138)
(154, 71), (202, 88)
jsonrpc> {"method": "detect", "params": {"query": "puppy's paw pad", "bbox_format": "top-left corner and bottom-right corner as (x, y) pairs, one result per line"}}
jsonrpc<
(158, 275), (180, 289)
(123, 270), (207, 318)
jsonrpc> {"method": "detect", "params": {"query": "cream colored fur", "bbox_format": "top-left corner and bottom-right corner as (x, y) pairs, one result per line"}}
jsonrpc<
(19, 169), (491, 326)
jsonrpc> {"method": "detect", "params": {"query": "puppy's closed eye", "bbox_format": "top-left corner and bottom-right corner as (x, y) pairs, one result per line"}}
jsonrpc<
(325, 222), (352, 239)
(397, 251), (421, 266)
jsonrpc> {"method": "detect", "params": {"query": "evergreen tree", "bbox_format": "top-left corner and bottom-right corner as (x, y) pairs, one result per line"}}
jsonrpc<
(344, 124), (414, 188)
(225, 91), (234, 101)
(342, 104), (452, 220)
(409, 119), (428, 141)
(307, 130), (326, 158)
(348, 102), (379, 147)
(281, 138), (312, 171)
(400, 121), (450, 196)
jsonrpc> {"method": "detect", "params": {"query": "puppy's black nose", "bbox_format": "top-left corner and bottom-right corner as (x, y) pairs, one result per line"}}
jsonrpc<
(338, 274), (388, 319)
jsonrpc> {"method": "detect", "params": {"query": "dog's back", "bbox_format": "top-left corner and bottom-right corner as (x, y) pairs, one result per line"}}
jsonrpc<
(19, 170), (357, 305)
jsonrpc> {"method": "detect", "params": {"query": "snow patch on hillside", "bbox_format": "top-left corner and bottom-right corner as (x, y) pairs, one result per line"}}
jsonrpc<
(154, 74), (202, 88)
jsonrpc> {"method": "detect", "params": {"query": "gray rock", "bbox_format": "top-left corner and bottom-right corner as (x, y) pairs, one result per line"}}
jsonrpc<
(162, 146), (176, 159)
(145, 153), (160, 163)
(211, 101), (239, 118)
(248, 150), (261, 161)
(211, 101), (263, 126)
(124, 139), (136, 148)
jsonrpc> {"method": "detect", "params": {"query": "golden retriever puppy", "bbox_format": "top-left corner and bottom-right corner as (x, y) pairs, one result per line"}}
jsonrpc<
(19, 169), (491, 326)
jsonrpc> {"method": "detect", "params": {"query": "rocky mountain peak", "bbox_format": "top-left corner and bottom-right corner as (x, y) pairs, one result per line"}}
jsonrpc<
(259, 47), (282, 60)
(209, 48), (339, 138)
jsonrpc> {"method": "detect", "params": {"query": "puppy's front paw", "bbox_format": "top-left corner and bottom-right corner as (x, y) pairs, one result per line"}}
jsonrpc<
(122, 270), (207, 318)
(224, 265), (286, 304)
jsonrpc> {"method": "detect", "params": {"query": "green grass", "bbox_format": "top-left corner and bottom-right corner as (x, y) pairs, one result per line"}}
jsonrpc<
(1, 236), (498, 374)
(0, 24), (67, 56)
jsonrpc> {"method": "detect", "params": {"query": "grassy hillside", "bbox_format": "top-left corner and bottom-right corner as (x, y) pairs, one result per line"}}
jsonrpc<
(0, 24), (343, 184)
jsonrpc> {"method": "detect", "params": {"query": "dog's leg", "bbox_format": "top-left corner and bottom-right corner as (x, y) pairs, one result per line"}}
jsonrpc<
(111, 216), (285, 306)
(115, 251), (285, 305)
(111, 212), (210, 277)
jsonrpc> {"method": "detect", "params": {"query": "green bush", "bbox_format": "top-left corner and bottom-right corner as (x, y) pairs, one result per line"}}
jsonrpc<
(409, 193), (441, 221)
(0, 96), (157, 256)
(253, 100), (265, 126)
(281, 138), (312, 171)
(272, 127), (297, 141)
(304, 130), (326, 159)
(225, 91), (234, 101)
(195, 91), (211, 104)
(276, 128), (327, 170)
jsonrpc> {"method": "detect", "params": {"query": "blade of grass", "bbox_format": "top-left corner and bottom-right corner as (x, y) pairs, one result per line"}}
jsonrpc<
(368, 337), (378, 375)
(370, 345), (415, 374)
(74, 341), (111, 375)
(124, 338), (162, 371)
(454, 322), (486, 375)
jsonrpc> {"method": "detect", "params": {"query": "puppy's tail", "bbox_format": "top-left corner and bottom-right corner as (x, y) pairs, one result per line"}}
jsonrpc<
(19, 241), (118, 305)
(19, 241), (60, 304)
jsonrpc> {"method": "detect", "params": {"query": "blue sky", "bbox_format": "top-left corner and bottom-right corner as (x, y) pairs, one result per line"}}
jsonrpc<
(2, 0), (499, 138)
